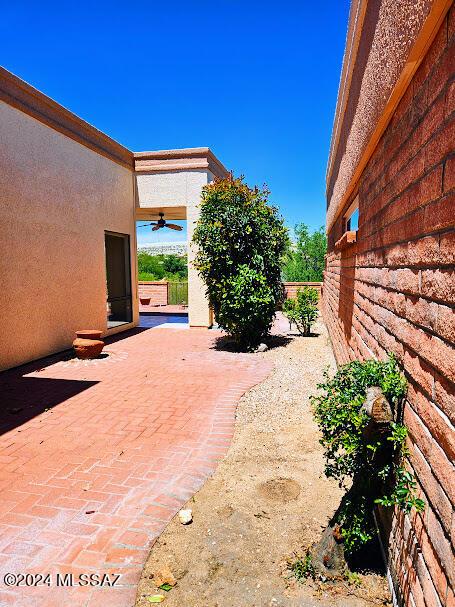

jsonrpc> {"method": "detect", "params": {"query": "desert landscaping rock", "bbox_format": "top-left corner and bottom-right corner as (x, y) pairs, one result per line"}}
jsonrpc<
(178, 509), (193, 525)
(152, 565), (177, 588)
(136, 316), (391, 607)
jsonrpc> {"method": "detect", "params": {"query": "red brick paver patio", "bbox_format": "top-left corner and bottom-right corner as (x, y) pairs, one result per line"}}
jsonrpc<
(0, 327), (272, 606)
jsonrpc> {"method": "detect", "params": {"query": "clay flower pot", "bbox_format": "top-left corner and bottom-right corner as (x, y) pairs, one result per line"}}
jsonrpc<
(76, 329), (103, 340)
(140, 297), (151, 305)
(73, 338), (104, 359)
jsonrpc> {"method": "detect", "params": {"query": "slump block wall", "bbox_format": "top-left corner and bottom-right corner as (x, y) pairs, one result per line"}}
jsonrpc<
(324, 10), (454, 607)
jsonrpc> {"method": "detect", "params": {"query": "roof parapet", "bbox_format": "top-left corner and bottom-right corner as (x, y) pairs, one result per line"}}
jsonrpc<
(134, 147), (229, 179)
(0, 66), (133, 169)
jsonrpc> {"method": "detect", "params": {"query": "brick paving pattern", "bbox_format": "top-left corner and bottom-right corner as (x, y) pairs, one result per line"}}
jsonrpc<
(0, 327), (272, 606)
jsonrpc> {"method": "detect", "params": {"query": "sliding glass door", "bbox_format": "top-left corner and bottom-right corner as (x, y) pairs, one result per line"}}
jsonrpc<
(105, 231), (132, 328)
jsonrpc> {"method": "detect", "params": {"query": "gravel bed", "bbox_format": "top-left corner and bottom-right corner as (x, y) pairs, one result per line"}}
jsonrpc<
(136, 315), (391, 607)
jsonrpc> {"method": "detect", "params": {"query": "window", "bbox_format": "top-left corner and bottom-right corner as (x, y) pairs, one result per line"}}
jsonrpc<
(335, 195), (359, 250)
(346, 207), (359, 231)
(344, 195), (359, 232)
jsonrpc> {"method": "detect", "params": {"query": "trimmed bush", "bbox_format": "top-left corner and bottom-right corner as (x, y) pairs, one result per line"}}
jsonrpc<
(193, 176), (288, 350)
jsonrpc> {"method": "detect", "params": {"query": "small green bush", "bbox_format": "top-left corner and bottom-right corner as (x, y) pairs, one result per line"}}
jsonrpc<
(289, 552), (315, 581)
(311, 355), (424, 554)
(282, 287), (318, 335)
(193, 176), (288, 350)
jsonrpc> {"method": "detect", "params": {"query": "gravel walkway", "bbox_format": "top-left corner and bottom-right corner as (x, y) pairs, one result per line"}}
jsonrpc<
(136, 315), (391, 607)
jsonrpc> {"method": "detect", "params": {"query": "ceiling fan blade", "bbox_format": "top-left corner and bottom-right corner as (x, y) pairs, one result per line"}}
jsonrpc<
(165, 223), (183, 231)
(138, 222), (157, 228)
(152, 224), (162, 231)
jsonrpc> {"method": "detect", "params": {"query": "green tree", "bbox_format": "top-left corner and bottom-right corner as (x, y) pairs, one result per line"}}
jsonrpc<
(162, 254), (188, 278)
(282, 223), (327, 282)
(137, 252), (165, 280)
(137, 253), (188, 281)
(193, 176), (288, 350)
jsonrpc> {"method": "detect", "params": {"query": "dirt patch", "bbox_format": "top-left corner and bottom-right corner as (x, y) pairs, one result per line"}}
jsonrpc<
(136, 316), (391, 607)
(258, 478), (301, 502)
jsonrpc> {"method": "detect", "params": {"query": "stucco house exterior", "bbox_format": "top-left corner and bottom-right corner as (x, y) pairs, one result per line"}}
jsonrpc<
(324, 1), (454, 605)
(0, 67), (228, 371)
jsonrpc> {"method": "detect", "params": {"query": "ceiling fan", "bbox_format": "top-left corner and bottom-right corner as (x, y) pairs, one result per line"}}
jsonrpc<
(138, 213), (183, 232)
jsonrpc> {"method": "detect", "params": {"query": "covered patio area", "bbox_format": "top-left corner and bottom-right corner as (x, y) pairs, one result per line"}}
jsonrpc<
(134, 148), (229, 329)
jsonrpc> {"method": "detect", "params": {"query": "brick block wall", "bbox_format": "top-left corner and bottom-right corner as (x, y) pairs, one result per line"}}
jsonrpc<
(138, 281), (168, 306)
(283, 282), (322, 304)
(324, 10), (454, 607)
(138, 281), (323, 309)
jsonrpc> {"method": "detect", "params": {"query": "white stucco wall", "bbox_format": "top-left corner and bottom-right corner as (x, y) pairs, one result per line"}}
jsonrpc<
(136, 169), (212, 327)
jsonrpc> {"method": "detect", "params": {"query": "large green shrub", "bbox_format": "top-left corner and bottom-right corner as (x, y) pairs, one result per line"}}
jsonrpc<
(192, 176), (288, 349)
(311, 355), (424, 555)
(282, 287), (319, 335)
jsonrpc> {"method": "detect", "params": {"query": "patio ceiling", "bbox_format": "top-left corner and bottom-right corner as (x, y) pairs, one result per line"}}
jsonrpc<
(135, 206), (187, 221)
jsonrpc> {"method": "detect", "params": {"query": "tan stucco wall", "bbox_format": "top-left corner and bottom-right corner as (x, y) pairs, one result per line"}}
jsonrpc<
(136, 169), (212, 327)
(0, 101), (138, 370)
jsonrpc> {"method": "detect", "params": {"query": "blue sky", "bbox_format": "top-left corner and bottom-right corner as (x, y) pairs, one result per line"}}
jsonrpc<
(1, 0), (350, 246)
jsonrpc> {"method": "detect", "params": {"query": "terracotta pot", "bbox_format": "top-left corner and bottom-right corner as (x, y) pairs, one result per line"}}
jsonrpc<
(73, 338), (104, 359)
(76, 329), (103, 340)
(140, 297), (151, 305)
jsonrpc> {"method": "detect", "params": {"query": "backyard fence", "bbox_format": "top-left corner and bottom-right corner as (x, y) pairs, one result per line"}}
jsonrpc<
(282, 281), (322, 300)
(167, 281), (188, 305)
(282, 282), (323, 308)
(138, 281), (320, 308)
(138, 281), (168, 306)
(138, 281), (188, 306)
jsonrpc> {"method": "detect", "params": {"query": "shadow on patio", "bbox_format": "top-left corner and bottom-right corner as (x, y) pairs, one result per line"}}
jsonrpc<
(0, 368), (98, 436)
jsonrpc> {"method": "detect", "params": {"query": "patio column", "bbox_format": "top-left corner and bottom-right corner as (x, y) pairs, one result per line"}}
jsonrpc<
(186, 198), (212, 328)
